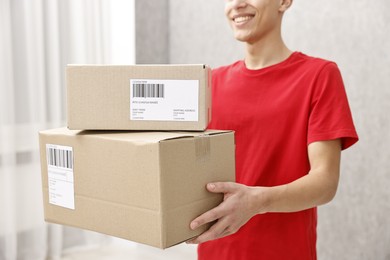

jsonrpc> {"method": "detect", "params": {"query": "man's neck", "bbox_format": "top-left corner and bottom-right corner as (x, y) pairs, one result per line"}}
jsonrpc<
(244, 36), (292, 70)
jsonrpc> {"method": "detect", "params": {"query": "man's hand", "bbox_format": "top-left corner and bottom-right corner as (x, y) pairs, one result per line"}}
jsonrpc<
(186, 182), (265, 244)
(186, 140), (342, 244)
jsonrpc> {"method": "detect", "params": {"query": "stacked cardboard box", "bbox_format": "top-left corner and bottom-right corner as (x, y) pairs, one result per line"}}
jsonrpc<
(66, 64), (212, 131)
(39, 65), (236, 249)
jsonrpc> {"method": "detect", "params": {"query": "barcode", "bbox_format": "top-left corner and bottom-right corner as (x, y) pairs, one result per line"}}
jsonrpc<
(47, 147), (73, 169)
(133, 83), (164, 98)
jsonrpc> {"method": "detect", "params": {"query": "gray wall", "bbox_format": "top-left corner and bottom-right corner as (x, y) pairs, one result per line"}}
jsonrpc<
(137, 0), (390, 259)
(135, 0), (169, 64)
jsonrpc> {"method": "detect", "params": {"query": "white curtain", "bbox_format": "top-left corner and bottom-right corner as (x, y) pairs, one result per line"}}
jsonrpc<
(0, 0), (134, 259)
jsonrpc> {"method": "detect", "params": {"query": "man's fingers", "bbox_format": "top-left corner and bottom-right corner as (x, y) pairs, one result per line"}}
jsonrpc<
(191, 182), (240, 230)
(207, 182), (237, 194)
(190, 206), (224, 230)
(187, 217), (231, 244)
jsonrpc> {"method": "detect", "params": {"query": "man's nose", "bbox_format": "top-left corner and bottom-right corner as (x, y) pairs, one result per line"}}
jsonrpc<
(231, 0), (248, 9)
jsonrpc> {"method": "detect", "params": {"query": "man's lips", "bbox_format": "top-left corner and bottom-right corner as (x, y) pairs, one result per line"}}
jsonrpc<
(232, 14), (255, 24)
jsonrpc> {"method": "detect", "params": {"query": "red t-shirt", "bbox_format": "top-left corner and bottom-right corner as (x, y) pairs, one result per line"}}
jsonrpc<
(198, 52), (358, 260)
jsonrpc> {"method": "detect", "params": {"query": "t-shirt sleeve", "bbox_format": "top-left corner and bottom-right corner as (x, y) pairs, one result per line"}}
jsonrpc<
(307, 62), (358, 150)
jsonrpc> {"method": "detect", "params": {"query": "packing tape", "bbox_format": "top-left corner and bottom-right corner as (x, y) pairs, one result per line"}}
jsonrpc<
(195, 135), (210, 162)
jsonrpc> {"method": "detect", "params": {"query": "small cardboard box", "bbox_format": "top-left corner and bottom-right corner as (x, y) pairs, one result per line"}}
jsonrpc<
(66, 64), (212, 131)
(39, 128), (235, 248)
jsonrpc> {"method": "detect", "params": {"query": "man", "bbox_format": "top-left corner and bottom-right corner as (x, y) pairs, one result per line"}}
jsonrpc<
(186, 0), (358, 259)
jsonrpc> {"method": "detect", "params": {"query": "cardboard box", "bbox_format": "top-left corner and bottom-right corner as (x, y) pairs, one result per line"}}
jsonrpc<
(39, 128), (235, 248)
(66, 64), (212, 131)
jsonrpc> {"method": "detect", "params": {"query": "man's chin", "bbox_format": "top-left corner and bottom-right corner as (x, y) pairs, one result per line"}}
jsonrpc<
(233, 33), (252, 43)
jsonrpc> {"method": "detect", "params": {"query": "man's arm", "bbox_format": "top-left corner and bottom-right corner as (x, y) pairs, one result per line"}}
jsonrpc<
(187, 139), (341, 244)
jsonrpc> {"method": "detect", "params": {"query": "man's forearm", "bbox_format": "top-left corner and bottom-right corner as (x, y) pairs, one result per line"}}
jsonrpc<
(251, 170), (339, 214)
(251, 140), (341, 214)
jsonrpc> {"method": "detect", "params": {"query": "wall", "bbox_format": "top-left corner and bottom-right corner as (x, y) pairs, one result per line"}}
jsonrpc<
(137, 0), (390, 259)
(135, 0), (169, 64)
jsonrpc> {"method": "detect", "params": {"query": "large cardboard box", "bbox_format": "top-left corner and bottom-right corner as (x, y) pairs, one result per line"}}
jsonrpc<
(66, 64), (212, 131)
(39, 128), (235, 248)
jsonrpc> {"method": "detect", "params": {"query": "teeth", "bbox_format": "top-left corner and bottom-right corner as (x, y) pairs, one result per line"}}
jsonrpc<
(234, 16), (253, 23)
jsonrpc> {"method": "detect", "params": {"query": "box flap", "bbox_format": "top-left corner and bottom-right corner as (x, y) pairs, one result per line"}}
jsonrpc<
(159, 130), (233, 142)
(67, 64), (208, 68)
(40, 127), (232, 144)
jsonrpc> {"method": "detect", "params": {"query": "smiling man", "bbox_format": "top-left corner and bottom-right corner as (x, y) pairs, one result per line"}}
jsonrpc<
(186, 0), (358, 259)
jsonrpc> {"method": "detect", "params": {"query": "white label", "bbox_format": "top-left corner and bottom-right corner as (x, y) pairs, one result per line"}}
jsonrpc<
(130, 79), (199, 121)
(46, 144), (75, 210)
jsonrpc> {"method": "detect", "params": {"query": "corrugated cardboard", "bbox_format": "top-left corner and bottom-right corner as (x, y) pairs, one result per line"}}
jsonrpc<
(66, 64), (212, 131)
(39, 128), (235, 249)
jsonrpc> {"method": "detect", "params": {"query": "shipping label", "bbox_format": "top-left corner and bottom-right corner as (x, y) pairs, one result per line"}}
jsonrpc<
(130, 79), (199, 121)
(46, 144), (75, 210)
